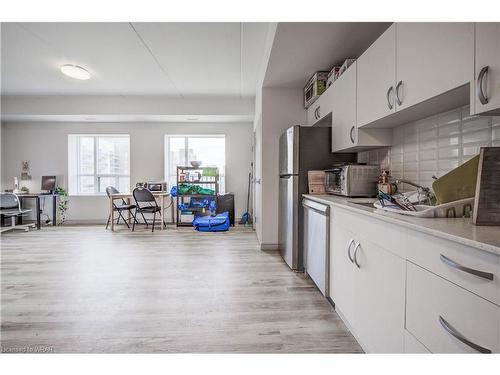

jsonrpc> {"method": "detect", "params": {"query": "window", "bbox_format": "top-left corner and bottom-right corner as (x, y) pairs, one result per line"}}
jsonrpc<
(68, 135), (130, 195)
(164, 135), (226, 193)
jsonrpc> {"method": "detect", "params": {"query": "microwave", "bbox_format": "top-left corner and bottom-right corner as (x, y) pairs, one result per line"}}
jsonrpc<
(325, 164), (379, 197)
(303, 71), (329, 109)
(144, 182), (168, 192)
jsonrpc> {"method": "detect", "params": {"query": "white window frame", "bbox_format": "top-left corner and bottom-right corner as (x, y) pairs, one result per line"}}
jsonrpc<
(69, 134), (130, 196)
(164, 134), (226, 193)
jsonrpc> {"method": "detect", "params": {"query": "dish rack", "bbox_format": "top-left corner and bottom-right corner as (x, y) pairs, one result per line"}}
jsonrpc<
(374, 196), (475, 218)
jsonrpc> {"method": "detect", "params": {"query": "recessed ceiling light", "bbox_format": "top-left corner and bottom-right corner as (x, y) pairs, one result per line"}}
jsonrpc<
(60, 64), (91, 80)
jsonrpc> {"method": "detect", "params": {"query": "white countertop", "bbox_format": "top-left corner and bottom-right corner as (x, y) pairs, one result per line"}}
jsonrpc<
(303, 194), (500, 256)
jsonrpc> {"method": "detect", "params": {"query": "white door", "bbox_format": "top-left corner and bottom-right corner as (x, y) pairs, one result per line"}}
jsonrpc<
(357, 23), (396, 128)
(331, 62), (357, 152)
(396, 23), (474, 111)
(350, 239), (406, 353)
(472, 23), (500, 115)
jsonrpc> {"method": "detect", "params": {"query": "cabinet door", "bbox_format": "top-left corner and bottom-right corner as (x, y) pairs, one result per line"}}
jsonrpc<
(331, 63), (357, 152)
(307, 86), (333, 125)
(396, 23), (474, 111)
(329, 213), (355, 323)
(357, 23), (396, 128)
(473, 23), (500, 115)
(351, 239), (406, 353)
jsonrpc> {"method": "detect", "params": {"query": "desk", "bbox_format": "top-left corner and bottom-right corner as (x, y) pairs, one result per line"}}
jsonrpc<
(108, 192), (173, 231)
(18, 193), (58, 230)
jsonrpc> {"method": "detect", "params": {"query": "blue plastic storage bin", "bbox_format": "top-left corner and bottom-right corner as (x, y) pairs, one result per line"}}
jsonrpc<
(192, 212), (230, 232)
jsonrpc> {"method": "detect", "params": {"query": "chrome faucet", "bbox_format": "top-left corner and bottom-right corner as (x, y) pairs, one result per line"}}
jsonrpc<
(394, 179), (435, 205)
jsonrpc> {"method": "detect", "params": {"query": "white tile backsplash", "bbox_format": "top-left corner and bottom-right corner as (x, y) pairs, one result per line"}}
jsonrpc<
(358, 105), (500, 190)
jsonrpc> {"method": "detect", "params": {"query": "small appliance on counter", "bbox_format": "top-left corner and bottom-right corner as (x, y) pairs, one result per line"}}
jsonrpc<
(136, 182), (168, 192)
(325, 163), (379, 197)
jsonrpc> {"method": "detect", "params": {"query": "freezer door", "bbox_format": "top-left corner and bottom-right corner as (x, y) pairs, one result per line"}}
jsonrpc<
(279, 175), (299, 270)
(279, 126), (299, 176)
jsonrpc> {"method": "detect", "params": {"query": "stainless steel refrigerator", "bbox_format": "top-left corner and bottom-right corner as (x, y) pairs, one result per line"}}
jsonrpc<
(278, 125), (355, 271)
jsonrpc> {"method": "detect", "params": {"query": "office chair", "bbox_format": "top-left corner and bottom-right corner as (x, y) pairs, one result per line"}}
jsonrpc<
(105, 186), (138, 230)
(132, 187), (165, 232)
(0, 193), (36, 233)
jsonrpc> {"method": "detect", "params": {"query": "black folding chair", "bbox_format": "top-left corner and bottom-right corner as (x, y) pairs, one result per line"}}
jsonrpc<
(105, 186), (138, 229)
(132, 187), (165, 232)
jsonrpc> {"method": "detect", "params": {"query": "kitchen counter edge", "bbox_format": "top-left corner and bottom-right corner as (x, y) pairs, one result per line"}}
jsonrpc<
(303, 194), (500, 256)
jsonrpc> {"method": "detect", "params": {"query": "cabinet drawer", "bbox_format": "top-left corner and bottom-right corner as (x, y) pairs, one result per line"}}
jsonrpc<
(406, 262), (500, 353)
(407, 230), (500, 305)
(334, 207), (406, 258)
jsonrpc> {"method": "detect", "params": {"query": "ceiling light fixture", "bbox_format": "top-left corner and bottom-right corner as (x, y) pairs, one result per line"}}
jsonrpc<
(60, 64), (91, 80)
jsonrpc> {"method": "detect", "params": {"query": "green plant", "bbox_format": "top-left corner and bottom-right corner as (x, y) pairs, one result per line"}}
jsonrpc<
(20, 186), (29, 193)
(55, 186), (69, 225)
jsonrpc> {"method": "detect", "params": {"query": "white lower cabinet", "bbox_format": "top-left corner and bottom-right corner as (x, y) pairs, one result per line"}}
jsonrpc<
(406, 262), (500, 353)
(350, 238), (406, 352)
(404, 330), (431, 353)
(330, 208), (405, 353)
(328, 205), (500, 353)
(330, 214), (356, 324)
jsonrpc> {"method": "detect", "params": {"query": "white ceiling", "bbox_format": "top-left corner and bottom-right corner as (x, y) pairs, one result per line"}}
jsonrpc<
(264, 22), (391, 88)
(1, 22), (270, 96)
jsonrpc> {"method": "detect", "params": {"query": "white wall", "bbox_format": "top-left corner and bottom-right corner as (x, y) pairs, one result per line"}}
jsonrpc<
(1, 121), (253, 223)
(258, 87), (306, 248)
(358, 105), (500, 190)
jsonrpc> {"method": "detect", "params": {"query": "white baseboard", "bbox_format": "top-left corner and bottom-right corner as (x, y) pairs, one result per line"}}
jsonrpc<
(260, 243), (280, 252)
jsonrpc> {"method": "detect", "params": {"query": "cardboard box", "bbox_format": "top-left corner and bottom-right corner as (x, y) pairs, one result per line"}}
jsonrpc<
(308, 170), (326, 194)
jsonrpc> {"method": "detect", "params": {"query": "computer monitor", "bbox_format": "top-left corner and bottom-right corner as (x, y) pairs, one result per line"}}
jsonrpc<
(41, 176), (56, 193)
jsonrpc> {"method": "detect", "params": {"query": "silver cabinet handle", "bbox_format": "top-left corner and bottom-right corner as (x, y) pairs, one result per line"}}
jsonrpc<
(347, 239), (355, 263)
(314, 108), (317, 119)
(386, 86), (394, 110)
(477, 66), (489, 105)
(395, 80), (403, 106)
(317, 106), (321, 119)
(349, 126), (355, 144)
(438, 315), (491, 353)
(353, 242), (361, 268)
(440, 254), (494, 280)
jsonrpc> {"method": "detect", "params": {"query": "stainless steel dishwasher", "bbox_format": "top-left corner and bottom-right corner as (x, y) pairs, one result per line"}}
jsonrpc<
(302, 198), (330, 296)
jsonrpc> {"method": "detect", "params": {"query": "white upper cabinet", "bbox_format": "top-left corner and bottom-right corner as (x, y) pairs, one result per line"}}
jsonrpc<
(472, 23), (500, 115)
(395, 23), (474, 111)
(332, 62), (392, 152)
(306, 85), (333, 126)
(331, 63), (358, 151)
(357, 24), (396, 127)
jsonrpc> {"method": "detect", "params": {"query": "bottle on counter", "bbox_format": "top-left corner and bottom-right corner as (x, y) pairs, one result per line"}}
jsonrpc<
(377, 170), (397, 195)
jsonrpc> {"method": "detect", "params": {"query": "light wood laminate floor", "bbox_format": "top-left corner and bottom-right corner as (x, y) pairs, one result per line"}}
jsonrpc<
(1, 225), (362, 353)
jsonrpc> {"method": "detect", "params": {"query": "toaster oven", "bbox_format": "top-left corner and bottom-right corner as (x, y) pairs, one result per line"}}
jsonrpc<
(325, 164), (379, 197)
